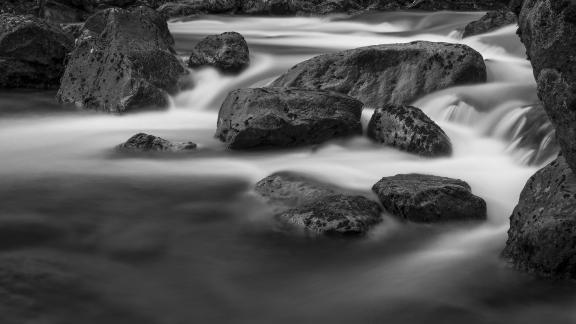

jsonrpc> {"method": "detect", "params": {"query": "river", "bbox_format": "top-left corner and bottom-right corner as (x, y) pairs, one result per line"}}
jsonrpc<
(0, 11), (573, 324)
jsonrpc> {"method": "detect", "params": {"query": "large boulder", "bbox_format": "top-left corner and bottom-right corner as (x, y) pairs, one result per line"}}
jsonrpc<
(372, 174), (487, 223)
(57, 6), (188, 113)
(215, 87), (363, 149)
(188, 31), (249, 74)
(367, 104), (452, 157)
(0, 13), (73, 88)
(514, 0), (576, 174)
(255, 172), (382, 236)
(462, 9), (518, 38)
(115, 133), (197, 153)
(270, 41), (487, 108)
(502, 156), (576, 279)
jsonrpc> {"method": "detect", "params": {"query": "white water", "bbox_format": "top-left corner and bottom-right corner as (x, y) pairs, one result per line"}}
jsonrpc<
(0, 11), (571, 324)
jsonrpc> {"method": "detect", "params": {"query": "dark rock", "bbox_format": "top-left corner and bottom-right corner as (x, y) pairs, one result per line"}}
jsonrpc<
(462, 10), (517, 37)
(0, 0), (40, 16)
(367, 104), (452, 157)
(278, 194), (383, 236)
(270, 41), (486, 108)
(408, 0), (510, 11)
(57, 7), (188, 113)
(372, 174), (487, 223)
(188, 31), (249, 74)
(255, 171), (339, 207)
(157, 0), (239, 18)
(116, 133), (197, 153)
(61, 22), (84, 39)
(0, 13), (73, 89)
(502, 156), (576, 280)
(515, 0), (576, 174)
(215, 87), (363, 149)
(255, 172), (382, 236)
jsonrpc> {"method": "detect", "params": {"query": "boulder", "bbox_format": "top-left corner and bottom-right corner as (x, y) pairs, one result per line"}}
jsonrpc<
(255, 172), (382, 236)
(502, 156), (576, 279)
(514, 0), (576, 174)
(367, 104), (452, 157)
(407, 0), (510, 10)
(116, 133), (197, 152)
(157, 0), (239, 18)
(215, 87), (363, 149)
(57, 6), (188, 113)
(188, 31), (250, 74)
(462, 10), (517, 37)
(270, 41), (486, 108)
(0, 13), (73, 89)
(372, 174), (487, 223)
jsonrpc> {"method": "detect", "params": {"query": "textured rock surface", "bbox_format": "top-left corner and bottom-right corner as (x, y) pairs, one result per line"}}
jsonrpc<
(255, 172), (382, 236)
(57, 7), (188, 113)
(367, 104), (452, 157)
(0, 13), (73, 88)
(215, 87), (363, 149)
(372, 174), (487, 223)
(270, 41), (486, 108)
(503, 156), (576, 279)
(116, 133), (197, 153)
(514, 0), (576, 174)
(462, 9), (517, 37)
(188, 31), (249, 73)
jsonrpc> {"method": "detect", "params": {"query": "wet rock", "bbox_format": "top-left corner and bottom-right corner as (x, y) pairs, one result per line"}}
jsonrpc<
(367, 104), (452, 157)
(270, 41), (486, 108)
(116, 133), (197, 153)
(255, 171), (339, 207)
(0, 13), (73, 89)
(188, 31), (250, 74)
(462, 10), (517, 38)
(407, 0), (510, 11)
(255, 172), (382, 236)
(61, 22), (84, 39)
(372, 174), (487, 223)
(57, 6), (188, 113)
(515, 0), (576, 174)
(502, 156), (576, 280)
(215, 87), (363, 149)
(157, 0), (239, 18)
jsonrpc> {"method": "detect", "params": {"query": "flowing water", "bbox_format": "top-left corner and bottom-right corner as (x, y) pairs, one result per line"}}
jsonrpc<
(0, 11), (574, 324)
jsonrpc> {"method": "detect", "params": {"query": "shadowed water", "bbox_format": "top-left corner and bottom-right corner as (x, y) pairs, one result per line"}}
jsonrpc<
(0, 11), (573, 324)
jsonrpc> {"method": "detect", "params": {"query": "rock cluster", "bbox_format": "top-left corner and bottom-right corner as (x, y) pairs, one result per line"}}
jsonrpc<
(503, 0), (576, 280)
(0, 14), (73, 88)
(56, 6), (188, 113)
(372, 174), (487, 223)
(188, 31), (250, 74)
(215, 87), (363, 149)
(368, 104), (452, 157)
(255, 172), (382, 236)
(270, 41), (487, 108)
(462, 9), (517, 38)
(116, 133), (197, 153)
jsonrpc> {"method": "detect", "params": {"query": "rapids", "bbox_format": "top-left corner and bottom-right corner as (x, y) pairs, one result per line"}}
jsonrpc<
(0, 11), (573, 324)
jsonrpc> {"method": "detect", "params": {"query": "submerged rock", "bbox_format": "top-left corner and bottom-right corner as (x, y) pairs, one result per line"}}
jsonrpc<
(514, 0), (576, 174)
(270, 41), (486, 108)
(462, 10), (517, 38)
(188, 32), (250, 74)
(57, 6), (188, 113)
(116, 133), (197, 153)
(367, 104), (452, 157)
(372, 174), (487, 223)
(0, 13), (73, 89)
(255, 172), (382, 236)
(503, 156), (576, 280)
(215, 87), (363, 149)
